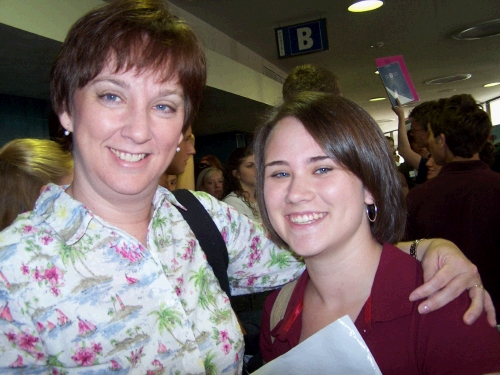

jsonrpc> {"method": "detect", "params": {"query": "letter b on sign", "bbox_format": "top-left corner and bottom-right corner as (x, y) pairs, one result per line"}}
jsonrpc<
(297, 27), (313, 50)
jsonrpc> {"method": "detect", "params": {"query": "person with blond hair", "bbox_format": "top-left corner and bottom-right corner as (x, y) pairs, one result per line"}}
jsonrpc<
(0, 138), (73, 230)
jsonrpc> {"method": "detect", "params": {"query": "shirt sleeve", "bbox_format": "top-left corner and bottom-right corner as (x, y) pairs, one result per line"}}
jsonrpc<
(193, 191), (305, 296)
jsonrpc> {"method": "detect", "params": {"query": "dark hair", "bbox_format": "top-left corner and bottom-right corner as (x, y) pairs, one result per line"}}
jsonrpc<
(200, 155), (224, 171)
(253, 92), (406, 248)
(282, 64), (342, 101)
(0, 138), (74, 231)
(222, 147), (259, 218)
(408, 100), (436, 130)
(50, 0), (206, 134)
(429, 94), (491, 158)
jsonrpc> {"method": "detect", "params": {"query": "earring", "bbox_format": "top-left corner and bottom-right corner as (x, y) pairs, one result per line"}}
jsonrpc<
(64, 129), (70, 136)
(176, 147), (181, 152)
(366, 203), (378, 223)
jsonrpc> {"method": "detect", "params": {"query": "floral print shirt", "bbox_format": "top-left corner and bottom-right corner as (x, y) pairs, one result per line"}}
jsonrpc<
(0, 184), (304, 374)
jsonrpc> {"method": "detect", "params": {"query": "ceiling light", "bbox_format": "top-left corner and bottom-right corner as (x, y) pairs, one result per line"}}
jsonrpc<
(376, 119), (395, 123)
(374, 71), (380, 74)
(484, 82), (500, 88)
(453, 18), (500, 40)
(426, 74), (471, 84)
(348, 1), (384, 13)
(370, 97), (386, 101)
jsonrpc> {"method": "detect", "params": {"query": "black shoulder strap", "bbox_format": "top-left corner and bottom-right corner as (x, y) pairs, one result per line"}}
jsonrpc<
(171, 189), (231, 297)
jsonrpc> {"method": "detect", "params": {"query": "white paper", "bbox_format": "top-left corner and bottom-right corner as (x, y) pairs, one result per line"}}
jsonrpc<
(251, 315), (382, 375)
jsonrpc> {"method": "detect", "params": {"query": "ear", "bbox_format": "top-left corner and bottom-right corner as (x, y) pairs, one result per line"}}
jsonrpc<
(177, 131), (184, 147)
(232, 169), (239, 179)
(59, 110), (74, 133)
(363, 188), (375, 206)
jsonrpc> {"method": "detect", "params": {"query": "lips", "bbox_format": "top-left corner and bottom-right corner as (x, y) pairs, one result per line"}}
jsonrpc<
(288, 212), (326, 225)
(110, 148), (147, 162)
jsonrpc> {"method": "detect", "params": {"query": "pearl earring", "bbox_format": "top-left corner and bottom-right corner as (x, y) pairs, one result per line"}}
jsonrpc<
(64, 130), (70, 136)
(176, 147), (181, 152)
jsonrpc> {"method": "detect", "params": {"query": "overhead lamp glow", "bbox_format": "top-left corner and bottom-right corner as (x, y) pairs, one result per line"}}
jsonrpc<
(348, 1), (384, 12)
(484, 82), (500, 88)
(370, 97), (386, 101)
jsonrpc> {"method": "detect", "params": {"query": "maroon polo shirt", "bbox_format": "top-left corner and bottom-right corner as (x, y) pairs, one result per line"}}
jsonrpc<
(260, 243), (500, 374)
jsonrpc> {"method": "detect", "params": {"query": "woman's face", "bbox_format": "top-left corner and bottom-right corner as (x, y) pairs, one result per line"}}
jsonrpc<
(202, 170), (224, 199)
(263, 117), (374, 259)
(426, 156), (442, 180)
(59, 61), (185, 200)
(235, 154), (256, 189)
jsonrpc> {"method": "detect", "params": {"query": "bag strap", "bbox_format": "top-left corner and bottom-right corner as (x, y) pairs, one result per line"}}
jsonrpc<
(171, 189), (231, 297)
(269, 279), (298, 343)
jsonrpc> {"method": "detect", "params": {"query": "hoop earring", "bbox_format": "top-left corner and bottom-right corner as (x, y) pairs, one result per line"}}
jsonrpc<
(366, 203), (378, 223)
(176, 147), (181, 153)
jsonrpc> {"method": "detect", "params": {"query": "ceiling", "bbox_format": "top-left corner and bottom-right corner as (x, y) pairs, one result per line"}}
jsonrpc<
(2, 0), (500, 137)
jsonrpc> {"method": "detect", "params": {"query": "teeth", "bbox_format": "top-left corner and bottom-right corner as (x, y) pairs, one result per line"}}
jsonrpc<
(111, 148), (146, 162)
(289, 212), (326, 224)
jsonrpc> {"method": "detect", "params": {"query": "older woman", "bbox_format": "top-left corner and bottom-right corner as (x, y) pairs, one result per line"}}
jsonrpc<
(257, 93), (500, 374)
(0, 1), (492, 374)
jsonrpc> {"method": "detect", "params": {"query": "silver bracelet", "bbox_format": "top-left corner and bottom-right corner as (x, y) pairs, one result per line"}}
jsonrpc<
(410, 238), (425, 260)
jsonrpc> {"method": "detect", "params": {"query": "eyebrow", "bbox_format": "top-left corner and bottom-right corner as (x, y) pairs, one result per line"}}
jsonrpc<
(265, 155), (331, 168)
(91, 77), (183, 97)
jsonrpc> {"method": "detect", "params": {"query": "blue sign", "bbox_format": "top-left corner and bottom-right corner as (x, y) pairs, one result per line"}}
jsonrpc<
(275, 19), (329, 58)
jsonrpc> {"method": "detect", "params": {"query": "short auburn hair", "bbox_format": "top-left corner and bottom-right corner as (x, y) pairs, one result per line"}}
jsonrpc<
(50, 0), (206, 133)
(253, 92), (406, 247)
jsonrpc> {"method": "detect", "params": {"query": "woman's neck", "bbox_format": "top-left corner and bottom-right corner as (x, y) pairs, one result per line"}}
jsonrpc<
(239, 182), (256, 203)
(65, 183), (154, 246)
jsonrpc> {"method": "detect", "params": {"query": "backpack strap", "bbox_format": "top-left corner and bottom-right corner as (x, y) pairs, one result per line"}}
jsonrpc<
(269, 279), (298, 343)
(171, 189), (231, 297)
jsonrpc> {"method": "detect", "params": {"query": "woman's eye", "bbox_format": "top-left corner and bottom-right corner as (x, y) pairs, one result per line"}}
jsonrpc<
(155, 104), (174, 112)
(271, 171), (289, 178)
(315, 167), (332, 174)
(100, 93), (120, 102)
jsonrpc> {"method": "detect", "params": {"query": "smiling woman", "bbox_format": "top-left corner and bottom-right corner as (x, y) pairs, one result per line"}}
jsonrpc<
(254, 92), (500, 374)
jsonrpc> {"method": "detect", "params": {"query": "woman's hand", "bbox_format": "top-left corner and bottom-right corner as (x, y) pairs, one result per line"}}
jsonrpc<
(408, 238), (496, 327)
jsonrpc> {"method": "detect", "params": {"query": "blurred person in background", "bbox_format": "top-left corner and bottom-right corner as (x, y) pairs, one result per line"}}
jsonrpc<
(222, 147), (260, 222)
(0, 138), (73, 231)
(196, 166), (224, 200)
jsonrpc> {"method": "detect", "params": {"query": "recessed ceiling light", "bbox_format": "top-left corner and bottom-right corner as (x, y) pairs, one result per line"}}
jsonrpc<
(453, 18), (500, 40)
(348, 1), (384, 13)
(484, 82), (500, 88)
(426, 74), (471, 84)
(370, 97), (386, 101)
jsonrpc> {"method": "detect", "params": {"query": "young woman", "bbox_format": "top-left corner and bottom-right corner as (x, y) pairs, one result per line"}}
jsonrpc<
(255, 92), (500, 374)
(222, 147), (260, 222)
(196, 166), (224, 199)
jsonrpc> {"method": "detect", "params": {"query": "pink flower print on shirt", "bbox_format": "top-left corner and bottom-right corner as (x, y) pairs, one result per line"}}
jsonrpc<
(44, 266), (63, 287)
(181, 239), (196, 261)
(218, 330), (229, 343)
(246, 276), (257, 287)
(92, 342), (102, 354)
(125, 274), (138, 284)
(127, 346), (144, 368)
(175, 286), (181, 296)
(16, 331), (39, 354)
(20, 264), (29, 275)
(222, 342), (232, 355)
(221, 228), (228, 243)
(71, 346), (96, 366)
(22, 225), (37, 234)
(33, 267), (44, 283)
(0, 301), (13, 322)
(109, 359), (122, 371)
(111, 242), (144, 263)
(9, 354), (24, 368)
(41, 235), (53, 245)
(5, 331), (16, 342)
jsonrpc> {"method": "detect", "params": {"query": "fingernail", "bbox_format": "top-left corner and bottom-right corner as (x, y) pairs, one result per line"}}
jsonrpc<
(421, 305), (430, 314)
